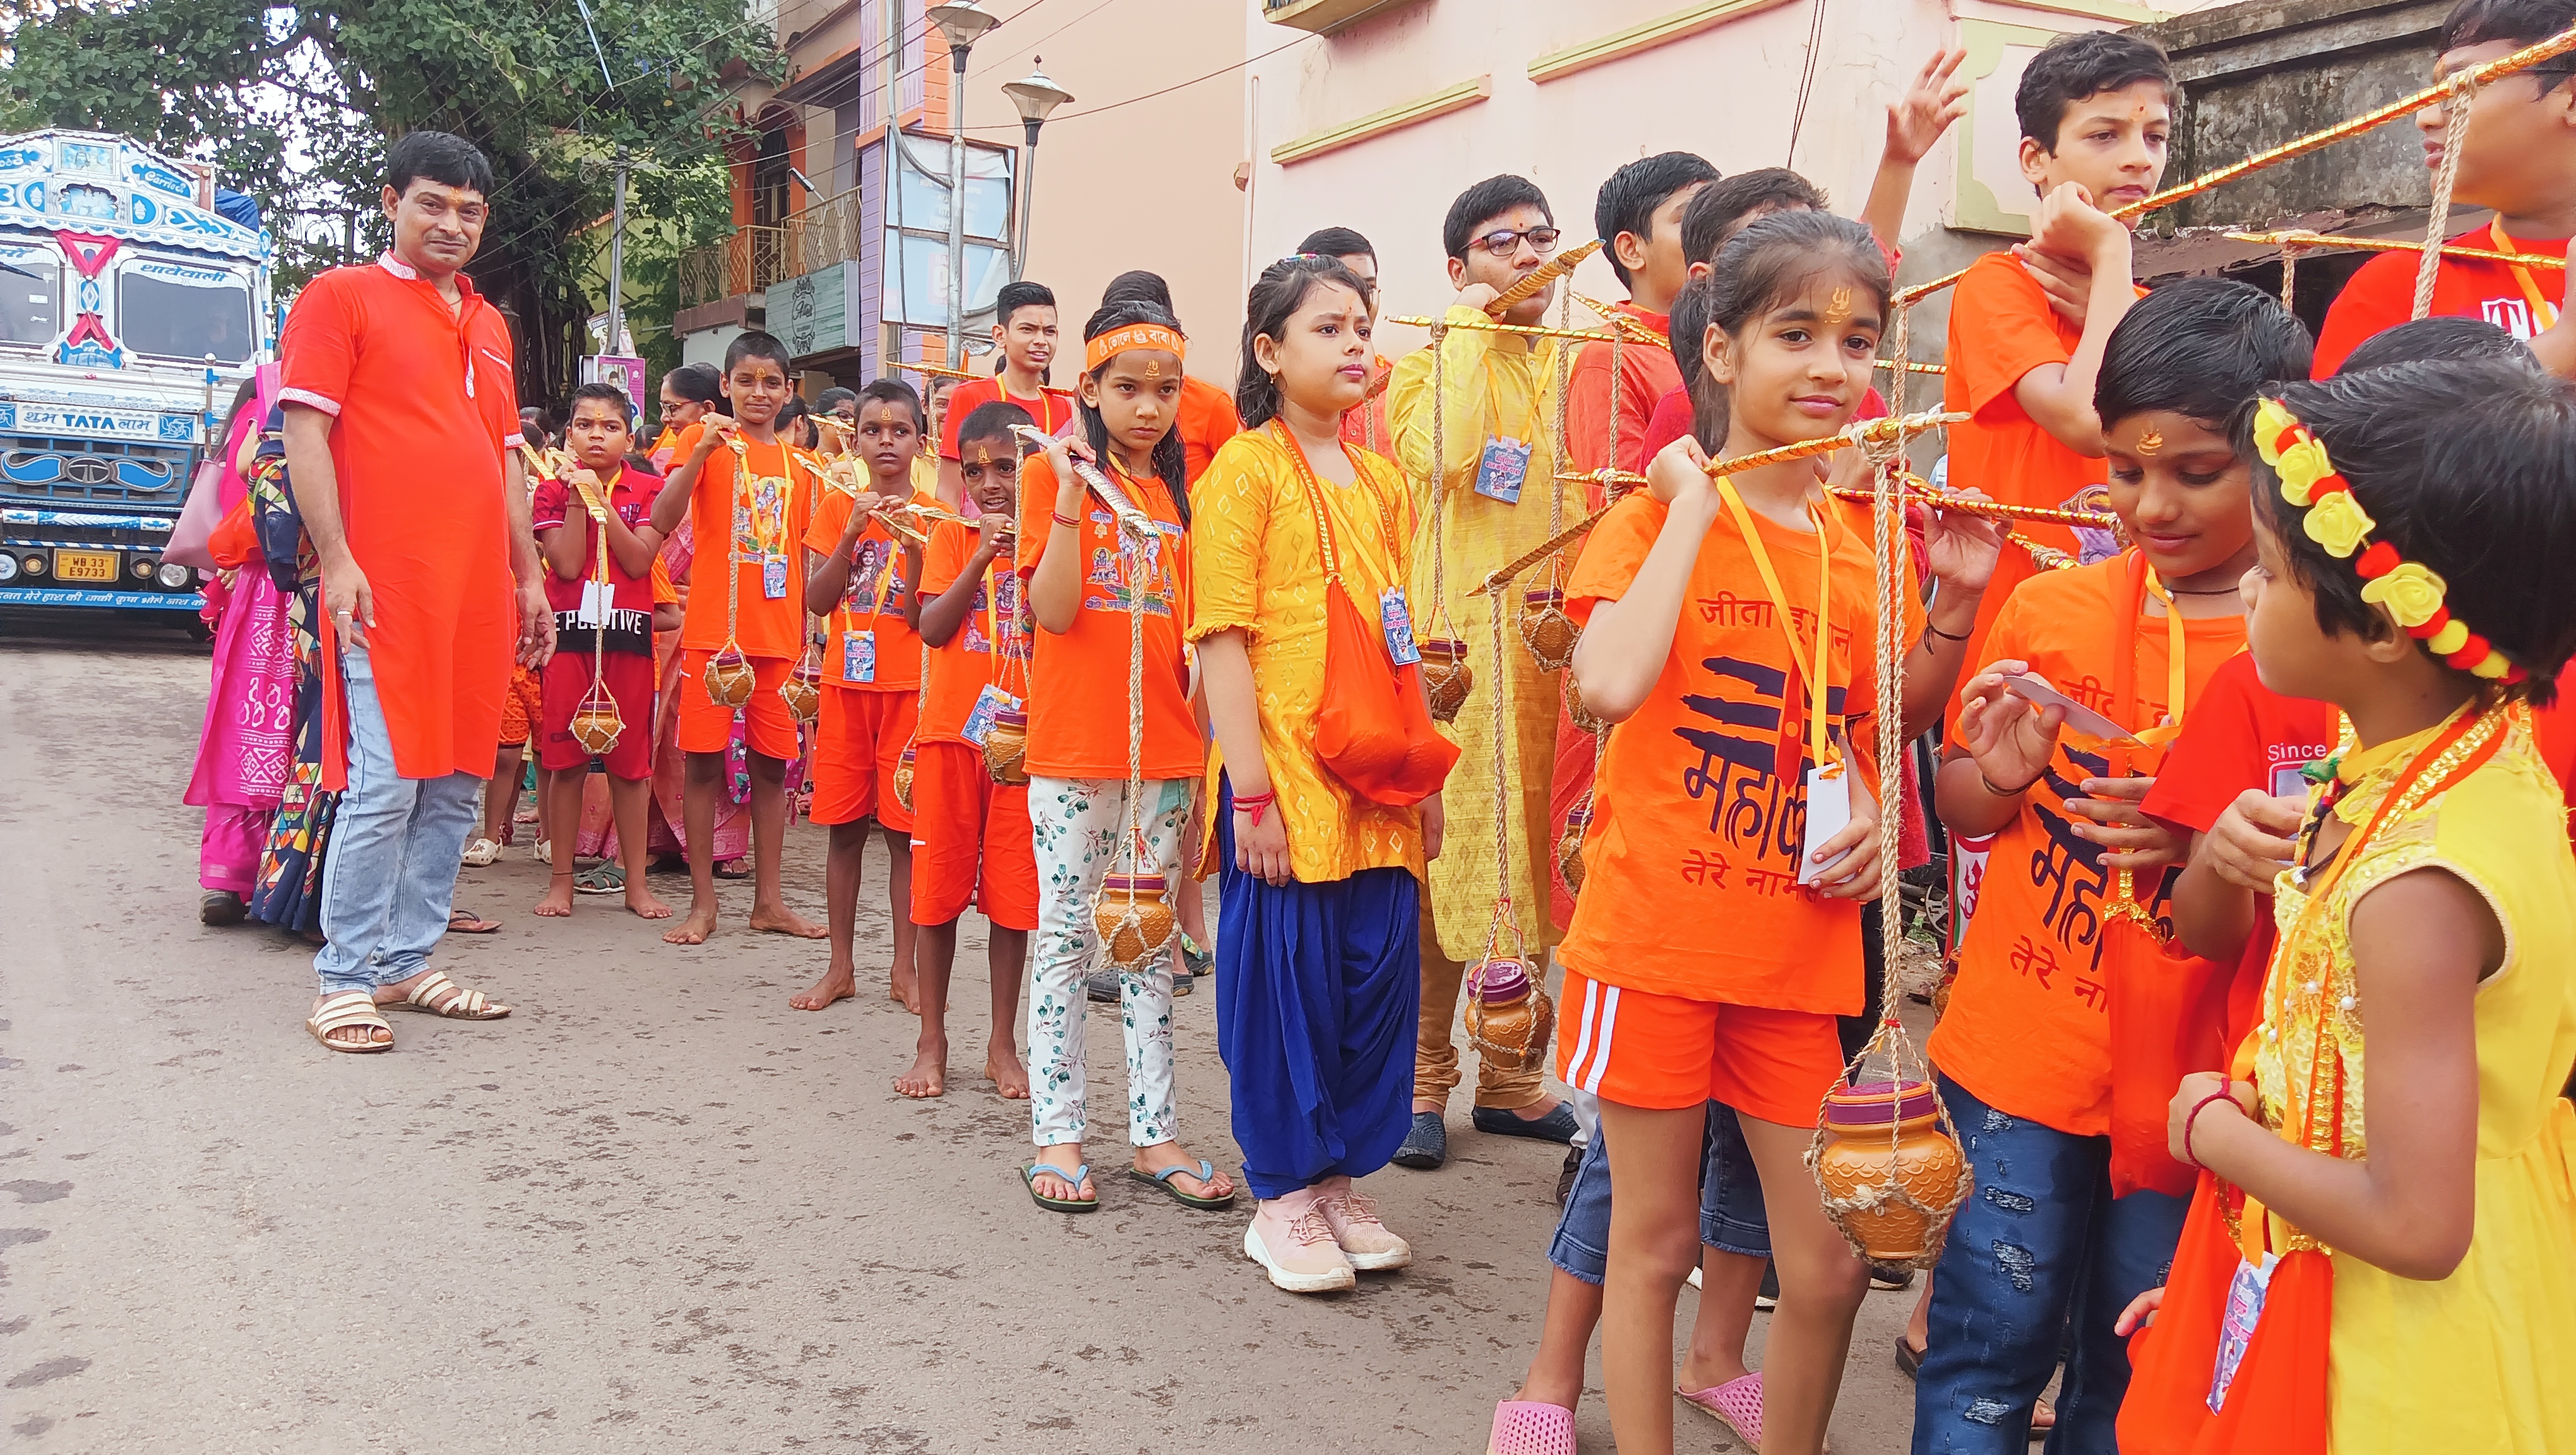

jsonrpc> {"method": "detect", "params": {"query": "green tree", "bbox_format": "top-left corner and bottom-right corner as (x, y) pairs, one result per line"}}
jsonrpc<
(1, 0), (777, 405)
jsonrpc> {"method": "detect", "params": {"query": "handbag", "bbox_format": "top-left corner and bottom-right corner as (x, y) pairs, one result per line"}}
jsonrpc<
(1276, 422), (1458, 806)
(165, 459), (227, 571)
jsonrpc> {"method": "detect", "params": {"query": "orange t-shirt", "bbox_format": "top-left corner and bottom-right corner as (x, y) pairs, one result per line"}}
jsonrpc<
(278, 255), (520, 788)
(2314, 224), (2570, 375)
(802, 485), (926, 692)
(1555, 488), (1922, 1011)
(918, 517), (1030, 744)
(1339, 354), (1395, 458)
(940, 377), (1075, 460)
(1943, 251), (2137, 668)
(674, 426), (817, 661)
(1177, 375), (1243, 485)
(1928, 553), (2249, 1137)
(1014, 453), (1201, 781)
(1564, 302), (1679, 494)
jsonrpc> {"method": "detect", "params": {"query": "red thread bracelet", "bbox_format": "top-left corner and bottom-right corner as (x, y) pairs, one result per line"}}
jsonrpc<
(1052, 510), (1082, 529)
(1232, 790), (1276, 827)
(2181, 1089), (2241, 1168)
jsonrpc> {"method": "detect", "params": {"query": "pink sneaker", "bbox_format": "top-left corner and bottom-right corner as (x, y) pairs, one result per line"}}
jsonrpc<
(1679, 1371), (1762, 1452)
(1488, 1399), (1577, 1455)
(1316, 1177), (1412, 1271)
(1243, 1192), (1356, 1293)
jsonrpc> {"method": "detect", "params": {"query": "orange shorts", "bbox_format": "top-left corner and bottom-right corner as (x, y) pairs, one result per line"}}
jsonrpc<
(1555, 967), (1847, 1123)
(498, 663), (542, 746)
(812, 684), (916, 831)
(907, 740), (1037, 930)
(676, 649), (801, 762)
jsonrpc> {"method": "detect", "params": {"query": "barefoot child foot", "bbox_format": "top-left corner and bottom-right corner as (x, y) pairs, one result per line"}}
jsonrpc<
(790, 964), (855, 1011)
(748, 901), (825, 937)
(986, 1045), (1030, 1099)
(535, 871), (576, 918)
(663, 899), (719, 945)
(895, 1041), (946, 1098)
(624, 884), (674, 919)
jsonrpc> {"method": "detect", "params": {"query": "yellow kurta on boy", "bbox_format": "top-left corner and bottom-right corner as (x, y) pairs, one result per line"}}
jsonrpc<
(1187, 424), (1428, 884)
(1389, 304), (1566, 960)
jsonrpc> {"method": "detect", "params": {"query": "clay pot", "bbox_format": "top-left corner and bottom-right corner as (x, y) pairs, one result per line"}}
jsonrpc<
(1521, 586), (1578, 671)
(1813, 1079), (1971, 1265)
(703, 644), (758, 708)
(1556, 798), (1594, 896)
(891, 742), (918, 813)
(778, 653), (823, 725)
(1565, 676), (1608, 736)
(569, 699), (624, 757)
(1420, 637), (1473, 723)
(1465, 956), (1556, 1075)
(982, 708), (1029, 785)
(1095, 871), (1176, 969)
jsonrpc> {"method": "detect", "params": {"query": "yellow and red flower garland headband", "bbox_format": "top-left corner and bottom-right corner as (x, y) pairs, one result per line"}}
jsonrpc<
(2253, 396), (2525, 684)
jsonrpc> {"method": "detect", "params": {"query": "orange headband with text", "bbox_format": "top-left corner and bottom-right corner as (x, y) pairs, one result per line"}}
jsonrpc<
(1084, 323), (1186, 373)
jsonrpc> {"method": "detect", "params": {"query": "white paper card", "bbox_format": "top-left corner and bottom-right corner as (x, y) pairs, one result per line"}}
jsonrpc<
(576, 579), (610, 627)
(1799, 763), (1851, 886)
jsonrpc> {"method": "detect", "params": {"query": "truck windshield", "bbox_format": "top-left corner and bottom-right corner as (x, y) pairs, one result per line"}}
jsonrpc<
(0, 245), (59, 347)
(119, 263), (254, 364)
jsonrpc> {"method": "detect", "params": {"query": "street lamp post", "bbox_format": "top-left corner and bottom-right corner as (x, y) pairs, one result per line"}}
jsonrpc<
(1001, 61), (1073, 283)
(927, 1), (999, 370)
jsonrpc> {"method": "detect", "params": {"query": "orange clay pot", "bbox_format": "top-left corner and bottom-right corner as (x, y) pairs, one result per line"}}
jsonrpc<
(778, 652), (822, 725)
(982, 708), (1029, 786)
(1520, 586), (1578, 672)
(702, 644), (757, 709)
(1556, 798), (1594, 897)
(1419, 637), (1473, 722)
(891, 741), (918, 813)
(1095, 871), (1176, 969)
(1813, 1079), (1970, 1266)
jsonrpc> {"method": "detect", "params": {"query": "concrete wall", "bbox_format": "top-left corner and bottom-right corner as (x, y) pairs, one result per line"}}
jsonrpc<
(1239, 0), (2238, 369)
(2138, 0), (2448, 229)
(938, 0), (1249, 384)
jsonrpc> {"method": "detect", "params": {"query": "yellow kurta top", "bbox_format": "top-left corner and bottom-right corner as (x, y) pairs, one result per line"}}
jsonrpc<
(1187, 422), (1426, 884)
(2255, 705), (2576, 1453)
(1390, 305), (1568, 959)
(910, 453), (941, 503)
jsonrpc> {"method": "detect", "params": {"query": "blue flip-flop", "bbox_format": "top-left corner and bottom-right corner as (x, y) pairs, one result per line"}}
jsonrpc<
(1021, 1162), (1098, 1213)
(1128, 1158), (1237, 1209)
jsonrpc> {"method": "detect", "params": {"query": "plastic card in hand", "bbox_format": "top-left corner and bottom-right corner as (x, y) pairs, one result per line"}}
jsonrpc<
(1799, 763), (1852, 887)
(1474, 436), (1532, 505)
(962, 683), (1022, 746)
(1380, 587), (1421, 666)
(2003, 672), (2139, 745)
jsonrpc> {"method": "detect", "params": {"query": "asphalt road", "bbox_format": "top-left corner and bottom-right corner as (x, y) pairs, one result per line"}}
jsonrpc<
(1, 610), (1924, 1452)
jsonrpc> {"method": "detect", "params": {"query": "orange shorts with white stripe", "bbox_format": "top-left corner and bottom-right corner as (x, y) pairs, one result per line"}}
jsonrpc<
(1556, 967), (1847, 1125)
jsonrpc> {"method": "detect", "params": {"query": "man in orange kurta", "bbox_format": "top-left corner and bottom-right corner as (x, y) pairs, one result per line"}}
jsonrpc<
(279, 131), (552, 1052)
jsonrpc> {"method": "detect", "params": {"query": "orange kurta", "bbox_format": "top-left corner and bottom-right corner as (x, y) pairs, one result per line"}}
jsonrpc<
(1176, 374), (1243, 484)
(278, 254), (519, 788)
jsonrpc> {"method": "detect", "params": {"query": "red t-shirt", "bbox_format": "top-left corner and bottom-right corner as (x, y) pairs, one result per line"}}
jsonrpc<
(2314, 224), (2569, 376)
(1565, 303), (1679, 497)
(2135, 650), (2340, 1060)
(532, 464), (664, 656)
(277, 254), (520, 788)
(940, 377), (1075, 460)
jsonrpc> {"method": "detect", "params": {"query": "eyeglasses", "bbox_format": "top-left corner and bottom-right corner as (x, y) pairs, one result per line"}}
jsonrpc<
(1469, 226), (1561, 259)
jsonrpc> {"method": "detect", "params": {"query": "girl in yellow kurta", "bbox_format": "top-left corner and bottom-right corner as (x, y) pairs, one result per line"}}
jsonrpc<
(1196, 254), (1445, 1296)
(2118, 362), (2576, 1455)
(1385, 174), (1579, 1159)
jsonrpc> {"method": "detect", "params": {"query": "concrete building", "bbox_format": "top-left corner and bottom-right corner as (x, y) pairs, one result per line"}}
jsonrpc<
(674, 0), (1248, 394)
(1241, 0), (2241, 363)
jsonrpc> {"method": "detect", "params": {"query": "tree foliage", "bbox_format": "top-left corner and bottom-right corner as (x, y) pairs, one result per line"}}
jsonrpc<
(1, 0), (778, 404)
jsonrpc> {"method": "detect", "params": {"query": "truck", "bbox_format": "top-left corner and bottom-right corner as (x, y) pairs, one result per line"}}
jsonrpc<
(0, 128), (273, 627)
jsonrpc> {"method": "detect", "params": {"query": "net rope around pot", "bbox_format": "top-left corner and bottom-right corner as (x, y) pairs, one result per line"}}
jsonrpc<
(978, 543), (1035, 786)
(1417, 322), (1473, 723)
(1801, 303), (1975, 1270)
(701, 434), (760, 709)
(1518, 293), (1580, 673)
(567, 473), (626, 755)
(1464, 560), (1554, 1074)
(1087, 467), (1176, 973)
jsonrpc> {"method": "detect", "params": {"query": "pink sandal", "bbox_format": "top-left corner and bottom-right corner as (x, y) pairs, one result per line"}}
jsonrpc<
(1487, 1399), (1577, 1455)
(1679, 1371), (1762, 1451)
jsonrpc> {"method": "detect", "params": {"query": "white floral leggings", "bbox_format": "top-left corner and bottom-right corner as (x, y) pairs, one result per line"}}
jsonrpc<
(1026, 775), (1193, 1151)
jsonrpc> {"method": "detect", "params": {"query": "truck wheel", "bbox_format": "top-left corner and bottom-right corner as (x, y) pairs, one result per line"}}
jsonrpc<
(183, 616), (213, 644)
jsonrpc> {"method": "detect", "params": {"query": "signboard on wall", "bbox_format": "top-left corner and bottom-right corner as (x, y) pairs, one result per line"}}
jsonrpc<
(779, 261), (850, 358)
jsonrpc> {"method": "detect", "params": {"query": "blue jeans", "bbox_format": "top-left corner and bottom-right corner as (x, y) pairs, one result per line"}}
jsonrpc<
(1910, 1075), (2187, 1455)
(313, 645), (484, 996)
(1547, 1101), (1772, 1284)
